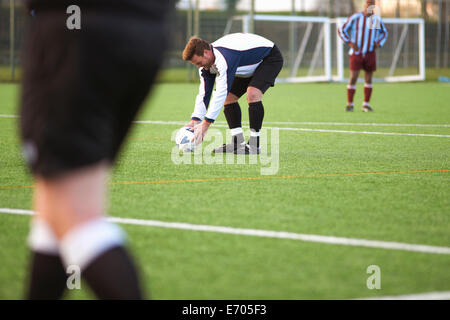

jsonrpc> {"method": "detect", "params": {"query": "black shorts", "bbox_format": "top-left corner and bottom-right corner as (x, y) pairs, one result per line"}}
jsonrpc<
(229, 45), (284, 99)
(20, 2), (172, 178)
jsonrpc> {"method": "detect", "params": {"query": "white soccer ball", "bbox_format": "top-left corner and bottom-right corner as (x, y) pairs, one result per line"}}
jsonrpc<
(175, 127), (196, 152)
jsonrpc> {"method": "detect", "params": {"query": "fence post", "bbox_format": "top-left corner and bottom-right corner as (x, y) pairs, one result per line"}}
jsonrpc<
(10, 0), (16, 81)
(187, 0), (194, 82)
(435, 0), (442, 68)
(404, 0), (409, 68)
(194, 0), (199, 36)
(289, 0), (296, 70)
(249, 0), (254, 33)
(444, 0), (449, 68)
(328, 0), (334, 18)
(421, 0), (427, 19)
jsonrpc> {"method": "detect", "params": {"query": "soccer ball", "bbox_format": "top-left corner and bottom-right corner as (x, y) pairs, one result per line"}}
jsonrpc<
(175, 127), (196, 152)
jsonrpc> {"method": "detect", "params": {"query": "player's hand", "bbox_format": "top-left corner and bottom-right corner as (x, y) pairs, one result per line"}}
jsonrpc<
(185, 119), (200, 129)
(374, 42), (380, 49)
(349, 42), (359, 52)
(193, 120), (211, 145)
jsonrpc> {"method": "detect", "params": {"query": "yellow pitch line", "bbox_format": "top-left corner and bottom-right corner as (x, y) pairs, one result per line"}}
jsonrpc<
(1, 169), (449, 190)
(0, 184), (34, 189)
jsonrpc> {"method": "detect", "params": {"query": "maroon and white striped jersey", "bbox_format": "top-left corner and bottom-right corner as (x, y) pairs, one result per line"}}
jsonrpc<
(338, 12), (388, 55)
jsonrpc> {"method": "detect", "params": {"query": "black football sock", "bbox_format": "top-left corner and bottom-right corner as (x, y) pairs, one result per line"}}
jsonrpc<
(26, 218), (66, 300)
(248, 101), (265, 133)
(26, 252), (67, 300)
(82, 246), (143, 300)
(60, 219), (144, 300)
(223, 102), (242, 129)
(224, 102), (244, 145)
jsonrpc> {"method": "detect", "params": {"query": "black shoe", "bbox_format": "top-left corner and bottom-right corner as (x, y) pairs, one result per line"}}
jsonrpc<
(213, 142), (238, 153)
(346, 105), (354, 112)
(362, 105), (374, 112)
(235, 136), (260, 155)
(234, 143), (260, 155)
(212, 133), (244, 153)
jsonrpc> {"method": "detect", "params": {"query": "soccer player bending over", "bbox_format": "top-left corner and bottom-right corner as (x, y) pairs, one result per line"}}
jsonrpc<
(338, 0), (388, 112)
(182, 33), (283, 154)
(21, 0), (173, 299)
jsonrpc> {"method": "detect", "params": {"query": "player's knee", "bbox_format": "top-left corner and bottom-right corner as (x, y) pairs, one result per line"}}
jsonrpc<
(349, 71), (359, 84)
(246, 87), (262, 103)
(225, 93), (239, 105)
(225, 98), (238, 105)
(34, 164), (108, 238)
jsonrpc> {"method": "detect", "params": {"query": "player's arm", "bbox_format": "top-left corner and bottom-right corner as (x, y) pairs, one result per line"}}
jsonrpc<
(375, 19), (388, 48)
(339, 15), (355, 45)
(192, 69), (228, 143)
(203, 67), (231, 123)
(340, 15), (361, 52)
(187, 69), (216, 128)
(193, 56), (236, 144)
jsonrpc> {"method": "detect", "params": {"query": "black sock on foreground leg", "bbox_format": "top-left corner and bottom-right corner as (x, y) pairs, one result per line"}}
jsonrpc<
(60, 219), (144, 300)
(82, 246), (143, 300)
(248, 101), (264, 149)
(223, 102), (244, 146)
(26, 219), (67, 300)
(27, 252), (67, 299)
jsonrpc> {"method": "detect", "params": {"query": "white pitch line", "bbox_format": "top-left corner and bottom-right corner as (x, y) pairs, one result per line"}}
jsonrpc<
(2, 114), (450, 130)
(4, 117), (448, 138)
(215, 121), (450, 128)
(266, 126), (450, 138)
(1, 208), (450, 255)
(133, 120), (450, 138)
(134, 120), (186, 125)
(358, 291), (450, 300)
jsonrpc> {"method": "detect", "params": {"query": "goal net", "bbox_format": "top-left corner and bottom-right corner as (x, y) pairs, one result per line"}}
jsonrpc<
(225, 15), (425, 83)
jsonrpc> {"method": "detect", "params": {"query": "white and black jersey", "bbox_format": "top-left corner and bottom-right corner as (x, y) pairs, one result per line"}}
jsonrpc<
(191, 33), (275, 122)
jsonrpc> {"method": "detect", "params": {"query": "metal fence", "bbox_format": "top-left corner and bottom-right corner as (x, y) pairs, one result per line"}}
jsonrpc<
(0, 0), (448, 82)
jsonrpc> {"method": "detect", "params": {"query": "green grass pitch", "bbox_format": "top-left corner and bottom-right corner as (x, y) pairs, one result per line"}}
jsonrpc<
(0, 81), (449, 299)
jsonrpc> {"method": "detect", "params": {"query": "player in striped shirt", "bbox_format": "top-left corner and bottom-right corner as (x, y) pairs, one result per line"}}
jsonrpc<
(182, 33), (283, 154)
(338, 0), (388, 112)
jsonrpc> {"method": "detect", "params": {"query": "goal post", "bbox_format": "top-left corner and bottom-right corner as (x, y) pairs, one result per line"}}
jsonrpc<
(225, 15), (425, 83)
